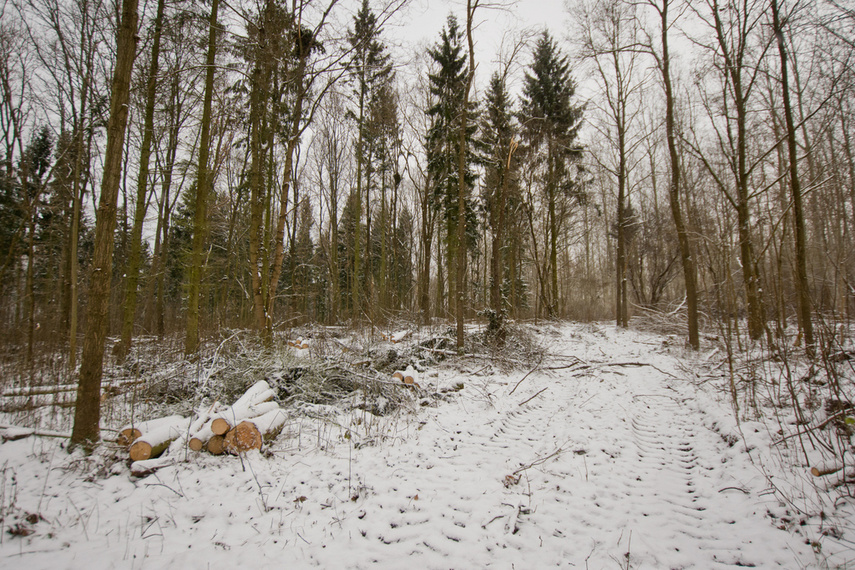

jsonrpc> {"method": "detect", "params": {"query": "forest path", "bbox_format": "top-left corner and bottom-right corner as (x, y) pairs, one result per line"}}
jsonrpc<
(292, 324), (814, 568)
(0, 324), (817, 568)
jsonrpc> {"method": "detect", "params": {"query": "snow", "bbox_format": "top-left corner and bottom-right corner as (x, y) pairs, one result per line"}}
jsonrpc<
(0, 323), (846, 567)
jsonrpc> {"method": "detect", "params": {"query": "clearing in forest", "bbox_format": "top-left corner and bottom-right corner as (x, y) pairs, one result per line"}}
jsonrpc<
(0, 323), (845, 568)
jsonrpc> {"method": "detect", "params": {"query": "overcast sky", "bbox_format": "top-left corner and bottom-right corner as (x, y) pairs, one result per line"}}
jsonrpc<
(385, 0), (571, 90)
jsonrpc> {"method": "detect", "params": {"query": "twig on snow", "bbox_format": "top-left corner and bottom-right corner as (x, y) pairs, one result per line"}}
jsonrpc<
(513, 445), (564, 476)
(772, 410), (851, 446)
(518, 388), (548, 407)
(718, 486), (749, 494)
(581, 361), (680, 380)
(509, 355), (544, 395)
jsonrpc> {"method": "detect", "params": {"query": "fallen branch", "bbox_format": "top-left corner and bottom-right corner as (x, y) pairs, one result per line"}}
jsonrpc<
(513, 446), (564, 476)
(419, 347), (458, 357)
(588, 361), (680, 380)
(773, 410), (851, 446)
(518, 387), (548, 407)
(1, 379), (145, 398)
(509, 355), (544, 395)
(0, 425), (70, 441)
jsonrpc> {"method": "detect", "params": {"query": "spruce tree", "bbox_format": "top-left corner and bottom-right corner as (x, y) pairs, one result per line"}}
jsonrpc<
(347, 0), (393, 321)
(478, 72), (518, 335)
(426, 14), (477, 317)
(519, 31), (582, 318)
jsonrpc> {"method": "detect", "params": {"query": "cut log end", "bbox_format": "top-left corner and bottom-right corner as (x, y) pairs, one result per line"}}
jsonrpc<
(207, 434), (225, 455)
(129, 441), (153, 462)
(117, 427), (142, 447)
(811, 464), (844, 477)
(224, 422), (263, 454)
(211, 417), (231, 436)
(188, 437), (205, 452)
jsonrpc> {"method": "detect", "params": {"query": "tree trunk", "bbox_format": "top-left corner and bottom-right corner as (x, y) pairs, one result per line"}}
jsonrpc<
(419, 189), (433, 325)
(353, 75), (366, 323)
(117, 0), (165, 362)
(661, 0), (699, 349)
(248, 22), (271, 331)
(772, 0), (814, 357)
(22, 157), (34, 363)
(70, 0), (139, 451)
(490, 140), (515, 336)
(329, 160), (340, 324)
(185, 0), (220, 355)
(549, 183), (558, 318)
(616, 122), (628, 328)
(456, 0), (477, 352)
(68, 100), (88, 372)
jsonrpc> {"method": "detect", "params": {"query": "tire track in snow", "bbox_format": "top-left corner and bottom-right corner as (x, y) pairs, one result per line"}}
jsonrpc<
(296, 328), (813, 569)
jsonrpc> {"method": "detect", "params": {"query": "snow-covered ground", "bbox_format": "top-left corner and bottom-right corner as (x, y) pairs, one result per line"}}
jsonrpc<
(0, 323), (847, 568)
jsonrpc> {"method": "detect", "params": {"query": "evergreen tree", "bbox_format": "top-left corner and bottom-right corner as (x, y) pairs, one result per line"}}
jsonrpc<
(426, 14), (478, 317)
(347, 0), (393, 321)
(478, 72), (519, 331)
(519, 31), (582, 317)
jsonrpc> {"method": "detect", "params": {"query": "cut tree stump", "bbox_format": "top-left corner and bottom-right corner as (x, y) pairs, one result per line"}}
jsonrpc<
(205, 381), (275, 437)
(224, 423), (262, 454)
(392, 366), (420, 388)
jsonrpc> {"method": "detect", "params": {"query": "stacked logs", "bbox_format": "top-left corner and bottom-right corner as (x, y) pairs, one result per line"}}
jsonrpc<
(120, 381), (287, 471)
(382, 330), (412, 344)
(392, 366), (420, 389)
(287, 337), (311, 350)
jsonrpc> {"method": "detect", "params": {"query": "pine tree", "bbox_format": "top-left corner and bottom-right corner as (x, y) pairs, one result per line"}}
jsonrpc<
(519, 31), (582, 318)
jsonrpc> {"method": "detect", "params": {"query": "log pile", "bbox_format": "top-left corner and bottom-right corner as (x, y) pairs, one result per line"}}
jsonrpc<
(287, 337), (311, 350)
(391, 366), (420, 389)
(118, 380), (288, 473)
(382, 330), (412, 344)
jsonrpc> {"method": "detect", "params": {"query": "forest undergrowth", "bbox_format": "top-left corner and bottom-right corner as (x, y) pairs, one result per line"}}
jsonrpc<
(670, 315), (855, 561)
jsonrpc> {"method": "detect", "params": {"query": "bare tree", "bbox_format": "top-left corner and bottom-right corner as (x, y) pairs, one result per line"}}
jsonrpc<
(577, 0), (649, 329)
(455, 0), (479, 351)
(639, 0), (700, 348)
(71, 0), (138, 450)
(689, 0), (772, 341)
(185, 0), (220, 355)
(771, 0), (814, 356)
(116, 0), (166, 361)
